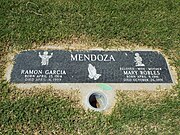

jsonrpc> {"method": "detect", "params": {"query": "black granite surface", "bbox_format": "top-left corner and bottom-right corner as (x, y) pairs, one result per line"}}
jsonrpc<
(10, 50), (173, 83)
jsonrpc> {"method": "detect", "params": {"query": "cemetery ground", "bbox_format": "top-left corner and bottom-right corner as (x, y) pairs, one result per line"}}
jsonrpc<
(0, 0), (179, 134)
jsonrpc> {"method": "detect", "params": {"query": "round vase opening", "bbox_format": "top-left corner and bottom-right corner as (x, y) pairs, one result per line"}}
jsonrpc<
(88, 92), (107, 110)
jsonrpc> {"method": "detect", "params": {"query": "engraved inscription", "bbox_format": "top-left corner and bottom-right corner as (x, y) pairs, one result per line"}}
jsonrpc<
(120, 67), (163, 82)
(71, 54), (115, 62)
(21, 69), (66, 82)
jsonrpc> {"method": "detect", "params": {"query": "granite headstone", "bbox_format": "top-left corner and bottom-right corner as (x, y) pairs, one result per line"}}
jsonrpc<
(10, 50), (173, 83)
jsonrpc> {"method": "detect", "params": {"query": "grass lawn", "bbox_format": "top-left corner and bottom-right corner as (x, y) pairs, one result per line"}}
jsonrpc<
(0, 0), (180, 134)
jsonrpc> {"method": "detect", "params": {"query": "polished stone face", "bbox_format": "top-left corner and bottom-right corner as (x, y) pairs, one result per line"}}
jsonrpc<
(10, 50), (173, 83)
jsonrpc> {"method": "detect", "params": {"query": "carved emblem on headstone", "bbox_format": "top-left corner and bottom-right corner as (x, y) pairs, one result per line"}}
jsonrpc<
(39, 51), (53, 66)
(134, 53), (145, 67)
(88, 64), (101, 80)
